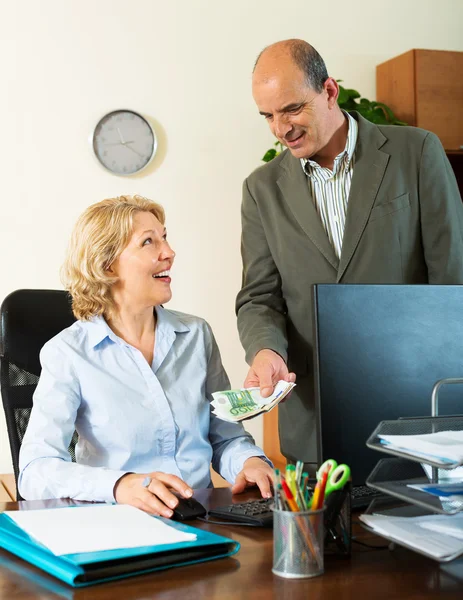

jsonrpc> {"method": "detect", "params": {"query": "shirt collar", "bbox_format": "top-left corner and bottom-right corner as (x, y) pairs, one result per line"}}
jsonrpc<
(155, 306), (190, 335)
(85, 306), (189, 349)
(300, 109), (358, 176)
(85, 315), (118, 348)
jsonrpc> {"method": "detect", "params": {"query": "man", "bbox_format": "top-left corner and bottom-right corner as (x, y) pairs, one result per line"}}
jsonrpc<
(236, 39), (463, 465)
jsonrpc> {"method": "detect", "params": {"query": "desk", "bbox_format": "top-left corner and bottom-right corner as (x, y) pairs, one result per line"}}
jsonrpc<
(1, 488), (462, 599)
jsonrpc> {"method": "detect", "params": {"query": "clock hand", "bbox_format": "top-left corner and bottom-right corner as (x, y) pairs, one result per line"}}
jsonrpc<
(124, 143), (144, 158)
(117, 127), (126, 144)
(103, 141), (135, 146)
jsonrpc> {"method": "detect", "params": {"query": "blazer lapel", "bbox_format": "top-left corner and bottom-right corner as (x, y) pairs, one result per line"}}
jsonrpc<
(337, 115), (390, 281)
(277, 152), (339, 270)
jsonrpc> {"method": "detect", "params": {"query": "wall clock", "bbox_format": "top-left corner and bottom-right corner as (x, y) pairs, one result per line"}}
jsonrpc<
(91, 109), (157, 175)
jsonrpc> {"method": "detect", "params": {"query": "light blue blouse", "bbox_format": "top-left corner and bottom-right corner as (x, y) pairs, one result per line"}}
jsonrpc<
(19, 307), (267, 502)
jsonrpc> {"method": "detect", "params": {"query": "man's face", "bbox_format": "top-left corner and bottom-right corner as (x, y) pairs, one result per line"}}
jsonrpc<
(252, 66), (335, 160)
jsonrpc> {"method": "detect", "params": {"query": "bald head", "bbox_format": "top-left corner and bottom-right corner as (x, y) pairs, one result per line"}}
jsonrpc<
(253, 39), (328, 93)
(251, 40), (344, 161)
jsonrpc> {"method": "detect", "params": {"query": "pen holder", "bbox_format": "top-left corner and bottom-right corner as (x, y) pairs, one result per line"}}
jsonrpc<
(323, 481), (352, 557)
(272, 507), (325, 579)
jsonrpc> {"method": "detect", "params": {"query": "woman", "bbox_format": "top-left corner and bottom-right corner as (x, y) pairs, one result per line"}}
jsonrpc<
(19, 195), (273, 517)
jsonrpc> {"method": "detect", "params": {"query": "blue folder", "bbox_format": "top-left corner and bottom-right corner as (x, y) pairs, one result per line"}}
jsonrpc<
(0, 510), (240, 587)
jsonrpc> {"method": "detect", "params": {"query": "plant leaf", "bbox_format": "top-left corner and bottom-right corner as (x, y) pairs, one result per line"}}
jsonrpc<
(374, 101), (395, 122)
(345, 88), (360, 99)
(337, 86), (350, 105)
(335, 79), (407, 126)
(262, 148), (277, 162)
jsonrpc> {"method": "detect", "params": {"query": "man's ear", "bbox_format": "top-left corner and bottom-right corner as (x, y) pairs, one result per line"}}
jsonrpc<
(325, 77), (339, 108)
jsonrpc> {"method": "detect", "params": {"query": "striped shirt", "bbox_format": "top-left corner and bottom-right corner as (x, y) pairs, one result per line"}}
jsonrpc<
(301, 111), (358, 259)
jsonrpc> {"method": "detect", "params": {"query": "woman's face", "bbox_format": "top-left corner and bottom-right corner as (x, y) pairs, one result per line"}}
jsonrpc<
(110, 211), (175, 309)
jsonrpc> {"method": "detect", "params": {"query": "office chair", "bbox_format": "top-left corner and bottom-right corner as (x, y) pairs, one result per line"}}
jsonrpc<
(0, 289), (77, 499)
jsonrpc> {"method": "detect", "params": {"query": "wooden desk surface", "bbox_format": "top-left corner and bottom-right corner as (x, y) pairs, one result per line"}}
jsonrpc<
(0, 488), (462, 599)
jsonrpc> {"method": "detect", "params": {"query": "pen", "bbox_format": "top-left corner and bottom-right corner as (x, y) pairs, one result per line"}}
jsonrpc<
(285, 464), (297, 497)
(301, 472), (310, 504)
(295, 485), (307, 510)
(295, 460), (304, 487)
(277, 484), (289, 511)
(317, 468), (329, 509)
(312, 467), (329, 510)
(309, 480), (320, 510)
(281, 479), (299, 512)
(274, 469), (281, 508)
(282, 480), (322, 569)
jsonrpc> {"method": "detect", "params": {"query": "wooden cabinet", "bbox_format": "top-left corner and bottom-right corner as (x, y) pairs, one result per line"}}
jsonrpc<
(263, 408), (286, 471)
(377, 49), (463, 150)
(377, 49), (463, 195)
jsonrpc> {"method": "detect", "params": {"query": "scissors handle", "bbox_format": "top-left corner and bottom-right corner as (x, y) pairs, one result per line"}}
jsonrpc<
(317, 459), (337, 480)
(325, 464), (351, 496)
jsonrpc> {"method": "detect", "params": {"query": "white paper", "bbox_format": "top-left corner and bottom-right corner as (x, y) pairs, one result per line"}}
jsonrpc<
(5, 504), (197, 556)
(422, 464), (463, 481)
(378, 430), (463, 463)
(407, 481), (463, 503)
(360, 513), (463, 559)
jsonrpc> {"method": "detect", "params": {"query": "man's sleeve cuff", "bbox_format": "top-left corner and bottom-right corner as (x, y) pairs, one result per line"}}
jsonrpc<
(245, 345), (288, 366)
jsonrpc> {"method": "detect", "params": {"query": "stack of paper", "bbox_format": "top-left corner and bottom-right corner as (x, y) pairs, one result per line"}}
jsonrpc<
(5, 504), (196, 556)
(408, 481), (463, 503)
(360, 513), (463, 560)
(378, 430), (463, 464)
(211, 380), (296, 422)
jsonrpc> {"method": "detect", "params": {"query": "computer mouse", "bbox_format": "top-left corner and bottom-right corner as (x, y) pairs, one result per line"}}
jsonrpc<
(171, 496), (207, 521)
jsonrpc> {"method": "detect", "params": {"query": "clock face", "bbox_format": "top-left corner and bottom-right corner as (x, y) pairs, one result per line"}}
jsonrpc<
(92, 109), (156, 175)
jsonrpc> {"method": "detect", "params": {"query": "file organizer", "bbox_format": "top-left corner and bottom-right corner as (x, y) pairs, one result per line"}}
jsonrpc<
(0, 511), (240, 587)
(361, 378), (463, 562)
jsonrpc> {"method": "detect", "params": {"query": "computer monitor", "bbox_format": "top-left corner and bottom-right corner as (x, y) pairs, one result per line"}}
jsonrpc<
(313, 284), (463, 487)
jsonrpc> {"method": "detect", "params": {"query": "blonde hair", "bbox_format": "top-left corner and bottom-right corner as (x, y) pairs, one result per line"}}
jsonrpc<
(61, 195), (165, 320)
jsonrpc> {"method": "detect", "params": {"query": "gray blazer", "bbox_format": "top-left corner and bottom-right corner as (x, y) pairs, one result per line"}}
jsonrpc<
(236, 112), (463, 462)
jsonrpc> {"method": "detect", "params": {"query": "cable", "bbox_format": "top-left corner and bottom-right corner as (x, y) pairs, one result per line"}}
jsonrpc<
(352, 537), (389, 550)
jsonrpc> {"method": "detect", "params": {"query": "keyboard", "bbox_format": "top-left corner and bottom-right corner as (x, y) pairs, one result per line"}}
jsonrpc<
(208, 498), (274, 527)
(351, 485), (386, 509)
(208, 486), (376, 524)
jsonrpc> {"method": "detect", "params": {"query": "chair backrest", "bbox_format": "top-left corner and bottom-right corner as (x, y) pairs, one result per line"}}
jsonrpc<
(0, 289), (77, 498)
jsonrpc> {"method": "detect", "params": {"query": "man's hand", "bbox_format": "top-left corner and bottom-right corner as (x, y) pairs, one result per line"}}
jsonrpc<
(114, 472), (193, 517)
(244, 349), (296, 398)
(232, 457), (274, 498)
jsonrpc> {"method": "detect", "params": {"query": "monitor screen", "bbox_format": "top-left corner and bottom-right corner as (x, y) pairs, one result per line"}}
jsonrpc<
(313, 284), (463, 486)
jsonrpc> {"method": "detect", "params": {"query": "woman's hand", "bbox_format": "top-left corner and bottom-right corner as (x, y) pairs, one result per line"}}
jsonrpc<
(232, 457), (274, 498)
(114, 472), (193, 517)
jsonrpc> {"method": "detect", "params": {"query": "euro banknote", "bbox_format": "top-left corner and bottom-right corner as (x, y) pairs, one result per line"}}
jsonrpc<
(211, 380), (296, 422)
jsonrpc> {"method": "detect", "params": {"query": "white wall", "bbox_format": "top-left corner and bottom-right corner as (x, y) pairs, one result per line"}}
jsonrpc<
(1, 0), (462, 473)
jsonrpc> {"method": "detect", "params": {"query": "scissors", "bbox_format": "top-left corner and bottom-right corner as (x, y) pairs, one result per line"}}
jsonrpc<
(316, 459), (351, 497)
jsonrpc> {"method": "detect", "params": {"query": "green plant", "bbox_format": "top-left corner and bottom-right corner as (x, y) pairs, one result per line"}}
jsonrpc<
(262, 141), (285, 162)
(261, 81), (407, 162)
(337, 81), (406, 126)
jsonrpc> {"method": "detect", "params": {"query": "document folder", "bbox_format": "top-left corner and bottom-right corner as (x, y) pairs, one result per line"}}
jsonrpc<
(0, 511), (240, 587)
